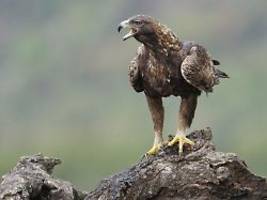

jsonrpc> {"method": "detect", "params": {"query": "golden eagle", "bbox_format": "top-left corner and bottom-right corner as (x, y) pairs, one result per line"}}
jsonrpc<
(118, 15), (228, 155)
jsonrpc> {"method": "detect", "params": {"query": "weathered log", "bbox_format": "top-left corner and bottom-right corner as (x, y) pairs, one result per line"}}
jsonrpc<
(86, 128), (267, 200)
(0, 154), (87, 200)
(1, 128), (267, 200)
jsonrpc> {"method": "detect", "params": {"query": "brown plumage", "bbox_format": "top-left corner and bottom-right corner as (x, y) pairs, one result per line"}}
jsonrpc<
(118, 15), (228, 155)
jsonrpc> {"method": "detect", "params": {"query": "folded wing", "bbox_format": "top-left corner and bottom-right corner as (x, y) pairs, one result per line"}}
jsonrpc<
(128, 46), (144, 92)
(181, 45), (228, 93)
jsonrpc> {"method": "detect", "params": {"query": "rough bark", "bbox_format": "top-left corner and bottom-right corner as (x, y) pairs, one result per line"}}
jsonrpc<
(1, 128), (267, 200)
(86, 128), (267, 200)
(0, 154), (87, 200)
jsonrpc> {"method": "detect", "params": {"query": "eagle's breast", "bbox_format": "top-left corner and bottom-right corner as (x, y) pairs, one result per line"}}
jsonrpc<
(140, 50), (182, 97)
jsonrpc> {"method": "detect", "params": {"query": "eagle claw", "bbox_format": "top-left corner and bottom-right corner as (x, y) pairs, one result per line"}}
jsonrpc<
(168, 134), (194, 155)
(145, 143), (162, 156)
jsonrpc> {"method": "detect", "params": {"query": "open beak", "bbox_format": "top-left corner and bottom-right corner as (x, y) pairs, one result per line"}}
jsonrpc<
(118, 19), (136, 41)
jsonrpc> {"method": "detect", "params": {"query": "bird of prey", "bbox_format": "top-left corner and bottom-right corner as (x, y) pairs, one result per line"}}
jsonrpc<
(118, 15), (228, 155)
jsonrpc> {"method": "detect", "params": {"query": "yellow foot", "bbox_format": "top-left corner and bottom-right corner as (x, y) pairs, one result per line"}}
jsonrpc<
(168, 134), (194, 154)
(146, 143), (162, 155)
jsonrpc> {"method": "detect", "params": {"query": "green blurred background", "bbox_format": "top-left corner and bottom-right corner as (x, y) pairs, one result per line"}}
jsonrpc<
(0, 0), (266, 190)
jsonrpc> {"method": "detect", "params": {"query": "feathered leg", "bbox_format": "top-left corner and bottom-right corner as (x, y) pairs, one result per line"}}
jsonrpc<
(168, 94), (198, 154)
(145, 95), (164, 155)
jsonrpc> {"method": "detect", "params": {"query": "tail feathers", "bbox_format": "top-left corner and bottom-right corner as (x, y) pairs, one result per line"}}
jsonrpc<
(216, 69), (229, 78)
(212, 59), (220, 65)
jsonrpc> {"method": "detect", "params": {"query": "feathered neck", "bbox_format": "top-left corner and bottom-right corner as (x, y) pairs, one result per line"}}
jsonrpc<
(139, 23), (182, 57)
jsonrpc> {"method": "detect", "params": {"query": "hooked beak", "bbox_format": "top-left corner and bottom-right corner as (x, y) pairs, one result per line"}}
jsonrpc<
(117, 19), (137, 41)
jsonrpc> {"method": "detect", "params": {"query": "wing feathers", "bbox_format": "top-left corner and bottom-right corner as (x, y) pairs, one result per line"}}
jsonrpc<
(128, 46), (144, 92)
(216, 69), (229, 78)
(212, 59), (220, 65)
(181, 45), (227, 93)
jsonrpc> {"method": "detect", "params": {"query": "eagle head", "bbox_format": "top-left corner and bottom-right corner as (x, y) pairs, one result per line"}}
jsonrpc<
(118, 15), (181, 54)
(118, 15), (156, 42)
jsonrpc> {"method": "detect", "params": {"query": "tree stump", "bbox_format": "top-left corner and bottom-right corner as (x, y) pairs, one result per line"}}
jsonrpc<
(1, 128), (266, 200)
(86, 128), (267, 200)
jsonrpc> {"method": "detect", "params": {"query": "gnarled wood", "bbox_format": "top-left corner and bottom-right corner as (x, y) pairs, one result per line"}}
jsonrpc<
(1, 128), (266, 200)
(86, 128), (267, 200)
(0, 154), (86, 200)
